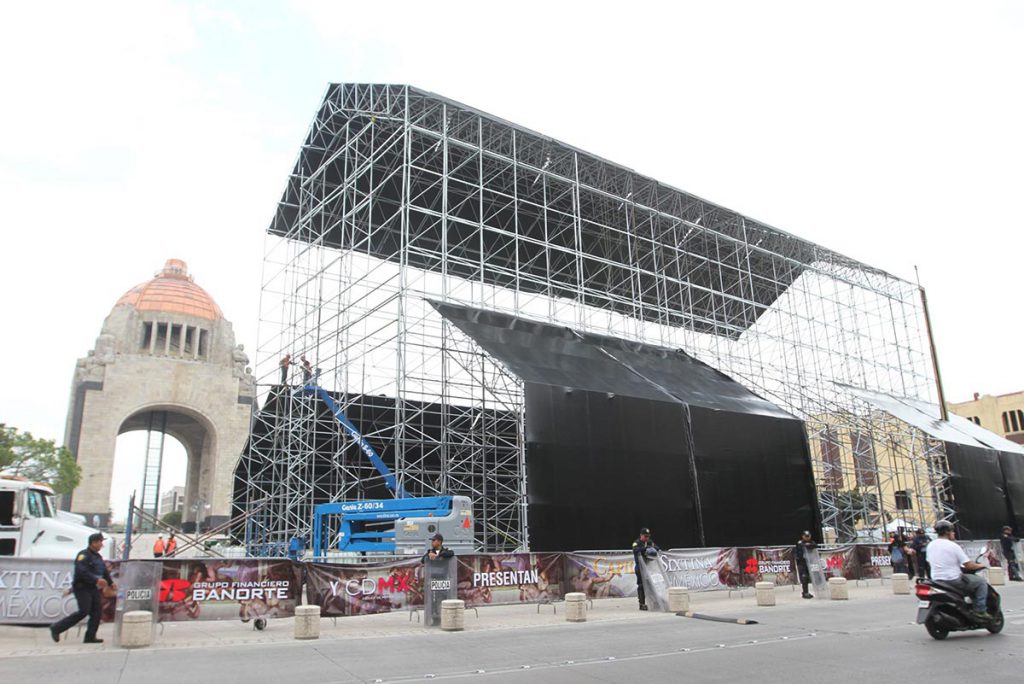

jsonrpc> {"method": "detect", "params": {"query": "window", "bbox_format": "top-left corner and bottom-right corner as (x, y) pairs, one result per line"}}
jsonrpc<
(25, 490), (48, 517)
(1003, 410), (1024, 433)
(155, 323), (169, 353)
(851, 431), (877, 487)
(169, 324), (183, 354)
(894, 490), (913, 510)
(141, 322), (153, 350)
(819, 427), (844, 490)
(197, 329), (209, 358)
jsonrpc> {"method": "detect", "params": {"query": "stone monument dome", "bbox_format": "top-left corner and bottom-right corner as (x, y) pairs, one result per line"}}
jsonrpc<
(64, 259), (255, 529)
(116, 258), (223, 320)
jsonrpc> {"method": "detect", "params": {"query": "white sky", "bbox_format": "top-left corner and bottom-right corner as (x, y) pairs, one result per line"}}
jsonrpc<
(1, 1), (1022, 511)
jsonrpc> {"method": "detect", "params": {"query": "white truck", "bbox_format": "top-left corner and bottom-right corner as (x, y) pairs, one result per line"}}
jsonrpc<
(0, 475), (112, 558)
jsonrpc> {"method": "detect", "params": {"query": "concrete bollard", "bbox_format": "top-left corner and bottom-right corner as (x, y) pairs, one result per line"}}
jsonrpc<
(120, 611), (153, 649)
(441, 599), (465, 631)
(828, 577), (849, 600)
(294, 604), (321, 640)
(986, 566), (1006, 586)
(755, 581), (776, 607)
(668, 587), (690, 613)
(891, 573), (910, 595)
(565, 592), (587, 622)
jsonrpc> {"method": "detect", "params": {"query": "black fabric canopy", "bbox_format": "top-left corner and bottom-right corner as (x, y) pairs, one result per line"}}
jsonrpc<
(433, 301), (820, 550)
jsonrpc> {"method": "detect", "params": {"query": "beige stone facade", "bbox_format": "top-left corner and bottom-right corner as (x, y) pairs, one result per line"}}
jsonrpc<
(64, 260), (254, 528)
(949, 391), (1024, 446)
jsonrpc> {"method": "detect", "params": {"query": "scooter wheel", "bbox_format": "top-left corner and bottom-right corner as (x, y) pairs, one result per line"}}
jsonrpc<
(925, 618), (949, 640)
(254, 618), (267, 631)
(986, 611), (1004, 634)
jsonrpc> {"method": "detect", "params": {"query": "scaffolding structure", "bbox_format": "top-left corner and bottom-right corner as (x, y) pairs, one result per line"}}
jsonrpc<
(236, 83), (953, 553)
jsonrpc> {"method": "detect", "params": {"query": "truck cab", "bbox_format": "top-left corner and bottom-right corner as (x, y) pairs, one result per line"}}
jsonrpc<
(0, 475), (109, 558)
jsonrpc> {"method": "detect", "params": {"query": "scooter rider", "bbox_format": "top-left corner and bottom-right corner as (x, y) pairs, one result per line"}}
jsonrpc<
(927, 520), (990, 621)
(632, 527), (660, 611)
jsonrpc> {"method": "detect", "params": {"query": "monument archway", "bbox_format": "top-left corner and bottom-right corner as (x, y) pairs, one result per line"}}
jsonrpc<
(64, 259), (254, 528)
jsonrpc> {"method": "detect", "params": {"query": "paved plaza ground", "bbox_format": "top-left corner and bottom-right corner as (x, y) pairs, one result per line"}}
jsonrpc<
(2, 580), (1023, 682)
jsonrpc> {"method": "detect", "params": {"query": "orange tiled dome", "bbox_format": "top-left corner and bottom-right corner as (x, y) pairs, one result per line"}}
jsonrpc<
(116, 259), (223, 320)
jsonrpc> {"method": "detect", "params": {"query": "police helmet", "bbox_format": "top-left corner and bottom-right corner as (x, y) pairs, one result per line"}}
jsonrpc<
(639, 527), (651, 536)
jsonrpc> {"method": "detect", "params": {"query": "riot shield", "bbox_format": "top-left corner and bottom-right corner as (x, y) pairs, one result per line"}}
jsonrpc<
(423, 556), (457, 627)
(801, 548), (829, 599)
(113, 560), (161, 646)
(638, 556), (671, 612)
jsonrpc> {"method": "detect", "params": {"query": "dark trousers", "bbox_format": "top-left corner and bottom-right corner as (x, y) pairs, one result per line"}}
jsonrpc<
(913, 555), (930, 579)
(635, 573), (646, 606)
(1008, 558), (1022, 580)
(797, 561), (810, 594)
(51, 586), (101, 640)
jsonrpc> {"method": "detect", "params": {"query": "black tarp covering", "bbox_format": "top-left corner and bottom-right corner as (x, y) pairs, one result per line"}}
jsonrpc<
(943, 443), (1009, 539)
(847, 385), (1024, 536)
(998, 452), (1024, 534)
(432, 301), (820, 550)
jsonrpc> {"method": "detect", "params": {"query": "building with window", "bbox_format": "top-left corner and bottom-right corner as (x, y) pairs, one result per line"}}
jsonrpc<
(949, 391), (1024, 445)
(159, 485), (185, 518)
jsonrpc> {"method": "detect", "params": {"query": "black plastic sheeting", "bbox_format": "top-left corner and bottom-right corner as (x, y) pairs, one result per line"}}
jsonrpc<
(999, 452), (1024, 534)
(433, 301), (820, 551)
(943, 443), (1011, 539)
(846, 384), (1024, 537)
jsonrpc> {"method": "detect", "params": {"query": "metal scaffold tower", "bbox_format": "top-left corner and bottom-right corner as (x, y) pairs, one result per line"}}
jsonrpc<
(235, 83), (954, 553)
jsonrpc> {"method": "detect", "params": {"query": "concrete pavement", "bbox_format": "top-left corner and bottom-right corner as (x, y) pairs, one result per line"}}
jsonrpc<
(3, 579), (1023, 682)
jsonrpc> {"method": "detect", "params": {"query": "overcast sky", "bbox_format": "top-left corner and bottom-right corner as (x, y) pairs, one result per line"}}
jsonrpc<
(1, 1), (1021, 514)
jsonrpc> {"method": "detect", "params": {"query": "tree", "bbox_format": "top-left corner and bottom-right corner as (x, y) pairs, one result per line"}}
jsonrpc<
(0, 423), (81, 495)
(161, 510), (183, 529)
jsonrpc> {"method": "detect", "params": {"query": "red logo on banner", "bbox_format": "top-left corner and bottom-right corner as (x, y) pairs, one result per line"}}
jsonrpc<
(744, 557), (759, 574)
(826, 556), (843, 569)
(462, 517), (472, 529)
(377, 575), (411, 593)
(160, 579), (191, 602)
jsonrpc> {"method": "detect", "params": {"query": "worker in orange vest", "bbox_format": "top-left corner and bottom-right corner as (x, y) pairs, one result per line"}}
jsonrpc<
(153, 535), (165, 558)
(165, 533), (177, 558)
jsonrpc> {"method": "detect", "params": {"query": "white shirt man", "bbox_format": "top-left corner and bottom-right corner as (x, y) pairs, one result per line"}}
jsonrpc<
(926, 524), (990, 618)
(927, 537), (969, 581)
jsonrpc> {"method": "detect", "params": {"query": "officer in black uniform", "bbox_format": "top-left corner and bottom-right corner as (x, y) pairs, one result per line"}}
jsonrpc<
(794, 530), (817, 599)
(50, 532), (114, 643)
(632, 527), (660, 611)
(422, 532), (455, 563)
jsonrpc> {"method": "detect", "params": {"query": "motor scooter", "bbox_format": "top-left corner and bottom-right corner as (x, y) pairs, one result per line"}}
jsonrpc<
(915, 554), (1003, 640)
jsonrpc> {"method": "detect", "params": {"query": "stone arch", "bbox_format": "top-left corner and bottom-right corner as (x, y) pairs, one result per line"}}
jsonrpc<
(116, 403), (220, 529)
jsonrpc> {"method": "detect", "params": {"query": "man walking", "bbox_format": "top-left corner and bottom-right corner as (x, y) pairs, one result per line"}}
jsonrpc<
(50, 533), (115, 644)
(794, 530), (817, 599)
(152, 534), (165, 558)
(632, 527), (659, 611)
(165, 532), (177, 558)
(1000, 526), (1022, 581)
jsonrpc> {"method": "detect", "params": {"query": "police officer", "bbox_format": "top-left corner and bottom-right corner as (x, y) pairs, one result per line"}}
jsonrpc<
(50, 532), (114, 644)
(632, 527), (660, 611)
(794, 530), (817, 599)
(422, 532), (455, 563)
(1000, 526), (1023, 581)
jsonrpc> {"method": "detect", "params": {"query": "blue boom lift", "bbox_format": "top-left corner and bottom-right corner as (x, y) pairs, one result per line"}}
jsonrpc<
(297, 383), (474, 558)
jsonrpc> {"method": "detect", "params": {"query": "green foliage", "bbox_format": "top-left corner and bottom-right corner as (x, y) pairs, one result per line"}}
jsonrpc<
(161, 510), (183, 529)
(0, 423), (81, 495)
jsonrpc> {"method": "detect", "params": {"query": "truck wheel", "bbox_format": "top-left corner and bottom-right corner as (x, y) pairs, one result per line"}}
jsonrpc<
(254, 618), (267, 631)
